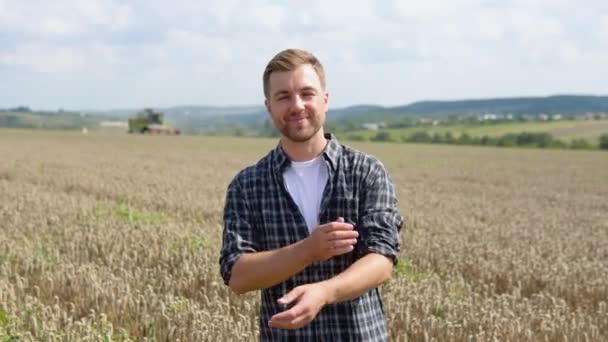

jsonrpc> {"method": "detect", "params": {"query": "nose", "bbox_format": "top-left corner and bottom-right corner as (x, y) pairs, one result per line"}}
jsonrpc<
(290, 95), (305, 112)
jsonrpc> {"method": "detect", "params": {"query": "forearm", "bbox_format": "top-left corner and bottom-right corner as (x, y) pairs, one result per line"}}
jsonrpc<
(322, 253), (393, 304)
(229, 239), (312, 294)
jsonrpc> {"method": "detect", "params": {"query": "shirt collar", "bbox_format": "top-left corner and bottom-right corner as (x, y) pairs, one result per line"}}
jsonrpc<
(272, 133), (340, 174)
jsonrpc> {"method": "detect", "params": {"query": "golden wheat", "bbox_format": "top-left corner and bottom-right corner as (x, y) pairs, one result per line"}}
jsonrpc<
(0, 129), (606, 341)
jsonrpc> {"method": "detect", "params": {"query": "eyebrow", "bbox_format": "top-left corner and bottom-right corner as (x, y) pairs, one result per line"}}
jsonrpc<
(272, 86), (318, 99)
(300, 86), (318, 93)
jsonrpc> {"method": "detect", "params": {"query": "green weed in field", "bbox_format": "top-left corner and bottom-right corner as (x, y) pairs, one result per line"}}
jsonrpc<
(35, 246), (55, 264)
(170, 237), (214, 253)
(115, 204), (166, 224)
(0, 255), (14, 265)
(431, 303), (449, 319)
(0, 310), (18, 342)
(393, 258), (430, 282)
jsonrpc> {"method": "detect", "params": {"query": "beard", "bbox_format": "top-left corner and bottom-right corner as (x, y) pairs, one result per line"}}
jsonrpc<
(274, 113), (324, 143)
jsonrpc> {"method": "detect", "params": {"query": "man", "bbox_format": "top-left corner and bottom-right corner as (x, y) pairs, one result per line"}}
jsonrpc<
(219, 48), (403, 341)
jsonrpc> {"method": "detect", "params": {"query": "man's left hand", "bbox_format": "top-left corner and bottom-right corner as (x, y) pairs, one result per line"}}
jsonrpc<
(268, 282), (333, 329)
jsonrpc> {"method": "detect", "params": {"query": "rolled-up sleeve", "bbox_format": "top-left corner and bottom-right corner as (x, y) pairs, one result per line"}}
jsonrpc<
(357, 160), (403, 264)
(219, 176), (259, 285)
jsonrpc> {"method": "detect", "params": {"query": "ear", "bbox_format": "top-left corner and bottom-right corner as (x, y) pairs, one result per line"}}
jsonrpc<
(322, 91), (329, 113)
(264, 98), (271, 115)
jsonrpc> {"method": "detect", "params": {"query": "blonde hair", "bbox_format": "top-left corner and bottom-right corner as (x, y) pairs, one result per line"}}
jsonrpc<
(263, 49), (326, 99)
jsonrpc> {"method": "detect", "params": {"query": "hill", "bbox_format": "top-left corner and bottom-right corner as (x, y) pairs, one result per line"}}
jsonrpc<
(341, 119), (608, 145)
(2, 95), (607, 134)
(384, 95), (608, 116)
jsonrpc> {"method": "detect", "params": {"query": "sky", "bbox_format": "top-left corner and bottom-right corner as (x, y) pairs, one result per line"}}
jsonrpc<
(1, 0), (607, 110)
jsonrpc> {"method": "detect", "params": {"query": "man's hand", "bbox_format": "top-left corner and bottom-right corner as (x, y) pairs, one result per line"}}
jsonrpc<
(226, 218), (358, 295)
(268, 282), (333, 330)
(302, 217), (358, 263)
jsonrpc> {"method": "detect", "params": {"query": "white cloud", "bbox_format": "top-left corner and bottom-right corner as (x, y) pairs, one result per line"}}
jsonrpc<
(0, 0), (131, 36)
(247, 3), (286, 32)
(1, 45), (86, 73)
(0, 0), (606, 109)
(599, 15), (608, 43)
(165, 28), (233, 64)
(392, 0), (475, 18)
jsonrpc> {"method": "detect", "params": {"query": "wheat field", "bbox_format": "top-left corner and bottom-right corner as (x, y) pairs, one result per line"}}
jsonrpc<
(1, 129), (607, 341)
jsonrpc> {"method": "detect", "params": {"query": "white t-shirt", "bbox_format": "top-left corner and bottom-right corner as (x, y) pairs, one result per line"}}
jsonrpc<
(283, 155), (329, 233)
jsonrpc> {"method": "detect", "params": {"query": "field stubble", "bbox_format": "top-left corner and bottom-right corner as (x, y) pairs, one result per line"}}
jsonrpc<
(0, 130), (607, 341)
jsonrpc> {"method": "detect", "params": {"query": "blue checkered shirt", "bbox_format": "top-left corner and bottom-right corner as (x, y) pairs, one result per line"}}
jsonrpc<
(220, 134), (403, 341)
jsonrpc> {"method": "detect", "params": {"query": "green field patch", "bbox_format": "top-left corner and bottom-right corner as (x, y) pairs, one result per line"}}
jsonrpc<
(115, 203), (167, 224)
(0, 255), (15, 266)
(431, 303), (449, 319)
(341, 119), (608, 145)
(0, 309), (19, 341)
(71, 203), (169, 224)
(169, 237), (215, 253)
(393, 258), (431, 282)
(36, 247), (51, 262)
(0, 310), (11, 328)
(76, 316), (133, 342)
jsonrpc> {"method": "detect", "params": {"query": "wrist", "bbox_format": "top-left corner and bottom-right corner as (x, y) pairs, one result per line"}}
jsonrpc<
(295, 237), (316, 265)
(319, 280), (338, 305)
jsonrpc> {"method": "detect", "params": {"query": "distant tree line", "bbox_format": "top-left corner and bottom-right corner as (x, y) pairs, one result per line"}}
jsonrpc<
(0, 106), (32, 113)
(0, 109), (100, 130)
(347, 131), (608, 150)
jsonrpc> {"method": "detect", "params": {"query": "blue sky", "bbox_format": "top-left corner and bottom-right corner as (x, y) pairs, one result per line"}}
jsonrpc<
(1, 0), (607, 110)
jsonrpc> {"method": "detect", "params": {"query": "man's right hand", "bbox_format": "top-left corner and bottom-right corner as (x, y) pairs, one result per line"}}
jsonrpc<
(302, 217), (358, 263)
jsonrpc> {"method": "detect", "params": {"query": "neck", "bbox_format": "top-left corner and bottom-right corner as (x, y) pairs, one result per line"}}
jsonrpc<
(281, 129), (328, 162)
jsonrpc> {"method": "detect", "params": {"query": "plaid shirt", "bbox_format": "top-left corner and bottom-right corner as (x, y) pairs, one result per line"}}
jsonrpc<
(220, 134), (403, 341)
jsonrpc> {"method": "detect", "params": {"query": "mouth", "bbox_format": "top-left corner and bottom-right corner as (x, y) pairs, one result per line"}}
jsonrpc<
(287, 117), (307, 124)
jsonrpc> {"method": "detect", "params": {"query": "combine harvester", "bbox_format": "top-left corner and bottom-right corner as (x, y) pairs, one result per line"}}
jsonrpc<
(128, 108), (180, 135)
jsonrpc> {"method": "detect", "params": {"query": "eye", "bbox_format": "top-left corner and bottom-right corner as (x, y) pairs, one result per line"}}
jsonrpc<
(274, 93), (289, 101)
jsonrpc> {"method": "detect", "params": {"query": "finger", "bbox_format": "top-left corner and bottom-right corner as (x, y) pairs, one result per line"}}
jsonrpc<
(287, 312), (314, 329)
(270, 309), (295, 324)
(331, 245), (354, 256)
(327, 230), (359, 241)
(278, 287), (304, 305)
(322, 222), (354, 232)
(269, 318), (292, 329)
(331, 239), (358, 249)
(271, 312), (311, 330)
(270, 304), (305, 324)
(336, 217), (344, 223)
(269, 316), (301, 330)
(270, 301), (313, 330)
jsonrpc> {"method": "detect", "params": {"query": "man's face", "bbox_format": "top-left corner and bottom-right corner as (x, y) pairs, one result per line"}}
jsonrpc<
(265, 64), (328, 143)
